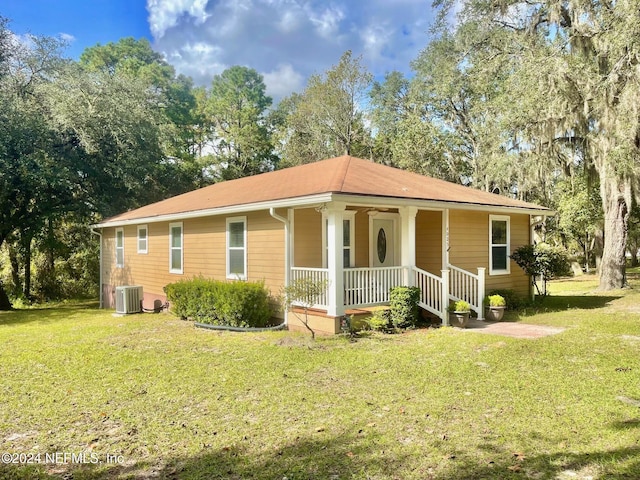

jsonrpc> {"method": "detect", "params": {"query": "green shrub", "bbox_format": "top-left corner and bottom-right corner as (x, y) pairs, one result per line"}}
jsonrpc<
(365, 307), (391, 332)
(484, 294), (506, 307)
(164, 277), (272, 328)
(389, 286), (420, 329)
(511, 243), (572, 296)
(452, 300), (471, 312)
(486, 289), (526, 310)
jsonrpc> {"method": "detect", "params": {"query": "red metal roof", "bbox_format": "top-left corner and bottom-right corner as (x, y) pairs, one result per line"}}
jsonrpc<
(100, 156), (550, 224)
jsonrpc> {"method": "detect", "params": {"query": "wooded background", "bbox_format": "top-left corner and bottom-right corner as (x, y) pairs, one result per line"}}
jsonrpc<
(1, 0), (639, 308)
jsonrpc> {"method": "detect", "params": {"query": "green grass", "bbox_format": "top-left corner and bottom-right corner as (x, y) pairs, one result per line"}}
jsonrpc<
(0, 279), (639, 480)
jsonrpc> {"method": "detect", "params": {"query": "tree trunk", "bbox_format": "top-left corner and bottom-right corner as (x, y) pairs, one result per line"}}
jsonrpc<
(0, 233), (12, 310)
(23, 235), (32, 299)
(8, 243), (21, 294)
(598, 176), (630, 290)
(0, 283), (11, 310)
(593, 228), (604, 274)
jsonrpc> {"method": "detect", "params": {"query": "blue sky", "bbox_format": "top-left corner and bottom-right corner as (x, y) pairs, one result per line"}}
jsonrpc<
(2, 0), (436, 101)
(2, 1), (151, 58)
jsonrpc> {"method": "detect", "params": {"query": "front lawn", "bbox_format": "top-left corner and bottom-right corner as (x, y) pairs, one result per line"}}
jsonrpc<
(0, 277), (639, 479)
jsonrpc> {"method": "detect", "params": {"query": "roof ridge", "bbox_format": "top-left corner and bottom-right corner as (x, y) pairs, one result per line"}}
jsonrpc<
(338, 155), (352, 192)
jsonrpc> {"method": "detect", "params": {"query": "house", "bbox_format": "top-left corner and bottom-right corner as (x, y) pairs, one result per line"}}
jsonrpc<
(92, 155), (551, 334)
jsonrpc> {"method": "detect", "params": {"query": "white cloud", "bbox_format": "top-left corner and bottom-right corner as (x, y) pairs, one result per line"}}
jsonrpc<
(146, 0), (434, 102)
(262, 63), (305, 100)
(147, 0), (210, 38)
(59, 32), (76, 43)
(306, 4), (345, 39)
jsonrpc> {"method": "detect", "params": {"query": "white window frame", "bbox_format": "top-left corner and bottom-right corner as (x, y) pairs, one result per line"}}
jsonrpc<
(226, 216), (247, 280)
(137, 225), (148, 254)
(115, 228), (124, 268)
(169, 222), (183, 274)
(489, 215), (510, 275)
(322, 211), (356, 268)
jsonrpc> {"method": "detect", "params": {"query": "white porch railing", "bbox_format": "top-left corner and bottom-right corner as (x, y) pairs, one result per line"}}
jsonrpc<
(448, 265), (486, 319)
(413, 267), (446, 319)
(290, 267), (329, 308)
(343, 266), (405, 308)
(290, 264), (485, 323)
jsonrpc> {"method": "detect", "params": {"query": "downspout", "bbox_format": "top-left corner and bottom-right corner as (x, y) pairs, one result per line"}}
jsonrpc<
(269, 208), (290, 326)
(90, 228), (103, 309)
(530, 215), (546, 245)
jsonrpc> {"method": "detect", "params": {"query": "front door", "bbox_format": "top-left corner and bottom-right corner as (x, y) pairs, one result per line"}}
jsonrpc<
(372, 218), (395, 267)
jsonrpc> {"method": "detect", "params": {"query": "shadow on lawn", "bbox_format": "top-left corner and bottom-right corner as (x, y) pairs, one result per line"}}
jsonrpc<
(437, 445), (640, 479)
(0, 302), (98, 326)
(2, 432), (639, 479)
(0, 433), (410, 480)
(502, 294), (621, 322)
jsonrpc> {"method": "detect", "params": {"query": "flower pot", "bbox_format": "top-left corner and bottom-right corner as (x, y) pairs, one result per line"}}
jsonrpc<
(485, 306), (505, 322)
(450, 311), (470, 328)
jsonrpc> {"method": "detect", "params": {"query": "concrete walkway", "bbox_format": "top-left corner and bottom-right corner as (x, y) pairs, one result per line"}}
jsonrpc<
(463, 319), (565, 339)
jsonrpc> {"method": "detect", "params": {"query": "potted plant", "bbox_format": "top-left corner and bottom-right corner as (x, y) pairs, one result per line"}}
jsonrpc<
(450, 300), (471, 328)
(484, 294), (506, 321)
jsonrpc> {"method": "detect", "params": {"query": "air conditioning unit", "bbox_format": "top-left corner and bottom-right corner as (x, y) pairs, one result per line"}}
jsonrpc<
(115, 286), (143, 314)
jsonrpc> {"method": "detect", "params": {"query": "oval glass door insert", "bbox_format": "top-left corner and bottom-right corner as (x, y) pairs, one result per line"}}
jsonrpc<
(377, 228), (387, 263)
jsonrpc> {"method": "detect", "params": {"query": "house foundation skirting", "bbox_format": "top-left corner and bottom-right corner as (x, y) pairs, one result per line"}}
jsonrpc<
(286, 308), (342, 335)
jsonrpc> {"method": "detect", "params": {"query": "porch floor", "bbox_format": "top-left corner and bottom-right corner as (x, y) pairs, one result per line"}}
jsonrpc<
(462, 319), (565, 339)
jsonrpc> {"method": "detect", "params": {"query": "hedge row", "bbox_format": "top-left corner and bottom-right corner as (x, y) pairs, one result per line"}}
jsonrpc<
(163, 277), (272, 328)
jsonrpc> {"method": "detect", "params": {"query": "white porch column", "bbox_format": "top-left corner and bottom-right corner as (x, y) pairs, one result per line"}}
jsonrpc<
(441, 269), (450, 326)
(442, 208), (450, 269)
(326, 202), (345, 317)
(477, 267), (486, 320)
(399, 206), (418, 286)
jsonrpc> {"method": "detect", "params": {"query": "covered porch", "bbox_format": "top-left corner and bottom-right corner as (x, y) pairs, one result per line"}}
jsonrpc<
(284, 201), (486, 331)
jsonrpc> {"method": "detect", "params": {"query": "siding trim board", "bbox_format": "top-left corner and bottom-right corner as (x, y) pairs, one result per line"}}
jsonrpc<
(137, 225), (148, 254)
(489, 215), (511, 276)
(169, 222), (183, 274)
(226, 216), (247, 280)
(115, 228), (124, 268)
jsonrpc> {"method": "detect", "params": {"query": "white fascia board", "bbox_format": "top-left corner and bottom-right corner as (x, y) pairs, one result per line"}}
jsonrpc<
(332, 194), (554, 216)
(92, 193), (334, 228)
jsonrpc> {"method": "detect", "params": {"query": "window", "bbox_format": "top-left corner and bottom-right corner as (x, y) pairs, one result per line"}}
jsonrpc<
(169, 222), (183, 274)
(489, 215), (510, 275)
(137, 225), (148, 254)
(322, 211), (356, 268)
(115, 228), (124, 268)
(227, 217), (247, 279)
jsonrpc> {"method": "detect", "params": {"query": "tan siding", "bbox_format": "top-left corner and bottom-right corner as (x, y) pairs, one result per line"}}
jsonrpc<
(293, 208), (322, 267)
(353, 210), (369, 267)
(415, 210), (442, 274)
(101, 211), (285, 308)
(449, 210), (531, 297)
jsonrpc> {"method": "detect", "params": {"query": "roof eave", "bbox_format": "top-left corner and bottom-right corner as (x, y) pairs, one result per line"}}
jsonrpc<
(91, 191), (553, 229)
(331, 194), (554, 216)
(91, 193), (334, 228)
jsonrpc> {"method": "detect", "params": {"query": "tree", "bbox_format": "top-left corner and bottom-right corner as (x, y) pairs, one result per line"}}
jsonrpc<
(80, 37), (199, 193)
(369, 71), (411, 165)
(627, 205), (640, 267)
(437, 0), (640, 290)
(277, 51), (373, 166)
(204, 66), (276, 180)
(79, 37), (174, 85)
(409, 29), (513, 190)
(0, 30), (70, 308)
(553, 174), (603, 271)
(511, 244), (571, 297)
(0, 27), (190, 308)
(281, 278), (329, 339)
